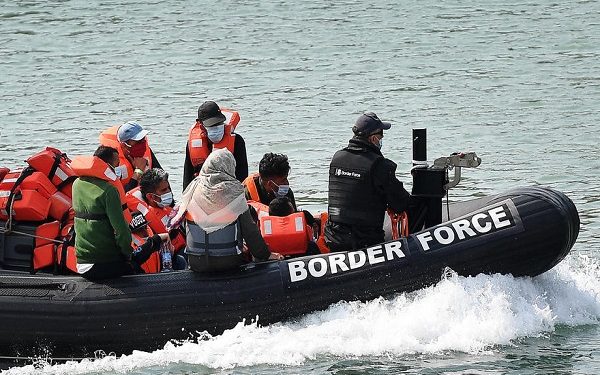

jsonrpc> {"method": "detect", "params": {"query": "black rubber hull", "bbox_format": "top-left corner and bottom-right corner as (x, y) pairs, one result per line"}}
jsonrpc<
(0, 187), (579, 358)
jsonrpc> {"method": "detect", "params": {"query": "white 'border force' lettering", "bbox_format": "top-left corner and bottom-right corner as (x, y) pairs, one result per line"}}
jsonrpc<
(416, 204), (514, 252)
(288, 240), (406, 283)
(288, 202), (517, 283)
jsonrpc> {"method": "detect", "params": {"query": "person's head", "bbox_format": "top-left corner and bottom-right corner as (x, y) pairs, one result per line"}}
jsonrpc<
(268, 196), (295, 217)
(139, 168), (173, 208)
(117, 121), (148, 158)
(197, 101), (227, 143)
(259, 153), (290, 197)
(129, 211), (150, 238)
(352, 112), (391, 150)
(93, 145), (120, 169)
(201, 148), (237, 178)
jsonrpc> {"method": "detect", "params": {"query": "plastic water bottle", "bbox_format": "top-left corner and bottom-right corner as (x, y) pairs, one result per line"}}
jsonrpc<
(161, 243), (173, 272)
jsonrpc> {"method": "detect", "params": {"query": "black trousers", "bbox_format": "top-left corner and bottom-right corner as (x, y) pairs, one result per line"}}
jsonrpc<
(188, 254), (246, 273)
(81, 261), (134, 281)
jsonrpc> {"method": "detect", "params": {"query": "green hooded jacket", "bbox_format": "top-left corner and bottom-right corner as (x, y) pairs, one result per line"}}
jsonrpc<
(72, 176), (132, 264)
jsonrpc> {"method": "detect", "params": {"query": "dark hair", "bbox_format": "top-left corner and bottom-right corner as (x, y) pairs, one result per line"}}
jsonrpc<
(259, 153), (290, 179)
(268, 197), (294, 217)
(139, 168), (169, 198)
(93, 145), (119, 164)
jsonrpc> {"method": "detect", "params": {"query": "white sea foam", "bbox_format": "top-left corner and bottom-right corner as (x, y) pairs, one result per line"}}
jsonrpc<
(4, 254), (599, 375)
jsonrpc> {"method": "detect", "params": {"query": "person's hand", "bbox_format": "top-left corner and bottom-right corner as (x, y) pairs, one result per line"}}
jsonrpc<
(132, 157), (148, 171)
(157, 233), (169, 242)
(269, 252), (284, 261)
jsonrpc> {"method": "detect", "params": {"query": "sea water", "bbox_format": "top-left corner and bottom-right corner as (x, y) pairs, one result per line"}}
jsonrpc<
(1, 0), (599, 373)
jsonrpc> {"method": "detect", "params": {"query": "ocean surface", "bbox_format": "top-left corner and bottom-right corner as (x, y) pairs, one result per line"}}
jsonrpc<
(1, 0), (599, 374)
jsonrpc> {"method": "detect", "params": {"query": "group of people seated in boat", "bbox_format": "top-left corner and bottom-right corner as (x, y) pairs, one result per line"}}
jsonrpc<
(1, 101), (414, 279)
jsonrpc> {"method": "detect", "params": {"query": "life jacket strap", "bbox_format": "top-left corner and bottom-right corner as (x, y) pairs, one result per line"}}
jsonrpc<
(56, 175), (78, 191)
(47, 151), (65, 181)
(191, 240), (239, 250)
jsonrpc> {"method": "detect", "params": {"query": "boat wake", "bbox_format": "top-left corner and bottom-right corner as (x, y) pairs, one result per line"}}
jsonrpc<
(4, 253), (599, 375)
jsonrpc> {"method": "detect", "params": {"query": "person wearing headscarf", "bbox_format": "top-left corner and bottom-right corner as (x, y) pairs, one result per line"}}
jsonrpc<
(172, 149), (283, 273)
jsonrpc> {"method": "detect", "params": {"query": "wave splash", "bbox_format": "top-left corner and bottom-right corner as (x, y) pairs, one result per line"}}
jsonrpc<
(4, 254), (599, 374)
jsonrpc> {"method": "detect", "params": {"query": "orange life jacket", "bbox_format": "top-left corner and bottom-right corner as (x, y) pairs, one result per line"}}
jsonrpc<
(26, 147), (77, 198)
(125, 187), (186, 252)
(0, 167), (9, 181)
(387, 209), (409, 239)
(0, 169), (72, 223)
(131, 229), (161, 274)
(70, 155), (133, 223)
(98, 126), (153, 186)
(34, 243), (78, 274)
(243, 173), (261, 202)
(188, 108), (239, 169)
(0, 148), (77, 274)
(315, 210), (409, 254)
(315, 211), (330, 254)
(31, 220), (61, 271)
(31, 221), (78, 274)
(259, 212), (313, 256)
(248, 200), (269, 220)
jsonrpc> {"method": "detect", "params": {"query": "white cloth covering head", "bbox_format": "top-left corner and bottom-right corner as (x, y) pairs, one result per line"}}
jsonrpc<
(173, 148), (248, 233)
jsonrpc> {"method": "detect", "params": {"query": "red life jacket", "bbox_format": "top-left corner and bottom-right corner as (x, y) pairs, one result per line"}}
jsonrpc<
(98, 126), (153, 186)
(259, 212), (312, 256)
(131, 229), (161, 274)
(26, 147), (77, 198)
(248, 200), (269, 220)
(243, 174), (272, 220)
(315, 211), (330, 254)
(188, 108), (239, 169)
(125, 187), (186, 252)
(0, 169), (72, 223)
(70, 155), (133, 224)
(30, 221), (78, 274)
(0, 148), (78, 274)
(387, 209), (409, 239)
(1, 147), (76, 222)
(31, 220), (61, 271)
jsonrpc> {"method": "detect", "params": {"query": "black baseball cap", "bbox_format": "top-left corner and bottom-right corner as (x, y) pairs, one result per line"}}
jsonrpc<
(352, 112), (391, 136)
(197, 101), (227, 127)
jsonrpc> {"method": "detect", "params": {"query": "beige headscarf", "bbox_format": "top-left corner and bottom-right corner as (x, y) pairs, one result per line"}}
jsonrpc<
(173, 149), (248, 233)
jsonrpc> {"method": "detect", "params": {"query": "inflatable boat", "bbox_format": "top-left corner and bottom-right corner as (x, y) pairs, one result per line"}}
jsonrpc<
(0, 130), (580, 359)
(0, 185), (579, 359)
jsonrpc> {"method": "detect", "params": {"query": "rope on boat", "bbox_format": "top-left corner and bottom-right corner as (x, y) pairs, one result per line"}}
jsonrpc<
(0, 227), (65, 245)
(1, 193), (66, 245)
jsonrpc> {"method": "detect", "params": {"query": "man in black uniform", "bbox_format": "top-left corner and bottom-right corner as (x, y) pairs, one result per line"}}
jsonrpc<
(324, 112), (411, 252)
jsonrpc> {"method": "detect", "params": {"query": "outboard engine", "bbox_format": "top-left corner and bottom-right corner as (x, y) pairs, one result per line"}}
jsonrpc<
(410, 128), (481, 231)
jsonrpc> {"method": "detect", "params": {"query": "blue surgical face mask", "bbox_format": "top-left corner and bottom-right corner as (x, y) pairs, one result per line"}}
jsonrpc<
(113, 165), (127, 180)
(206, 124), (225, 143)
(371, 133), (383, 150)
(154, 191), (174, 208)
(271, 181), (290, 197)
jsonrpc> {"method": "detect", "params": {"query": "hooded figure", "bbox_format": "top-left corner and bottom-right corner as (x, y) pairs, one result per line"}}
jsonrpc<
(174, 149), (283, 272)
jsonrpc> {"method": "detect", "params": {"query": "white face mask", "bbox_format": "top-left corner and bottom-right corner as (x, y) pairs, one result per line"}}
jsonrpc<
(371, 134), (383, 150)
(272, 181), (290, 197)
(206, 125), (225, 143)
(154, 191), (174, 208)
(113, 165), (128, 180)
